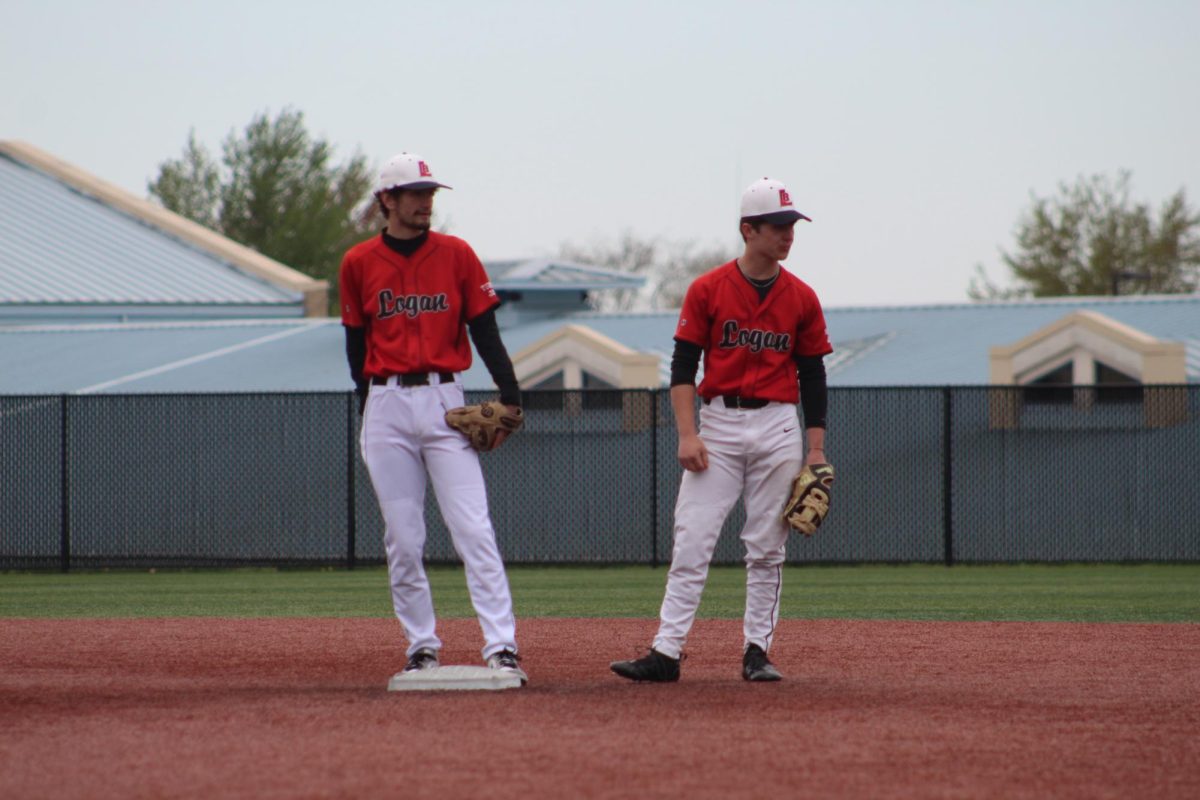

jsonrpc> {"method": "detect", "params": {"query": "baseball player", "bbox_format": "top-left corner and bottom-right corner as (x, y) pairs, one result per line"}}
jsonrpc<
(611, 177), (831, 682)
(339, 152), (527, 684)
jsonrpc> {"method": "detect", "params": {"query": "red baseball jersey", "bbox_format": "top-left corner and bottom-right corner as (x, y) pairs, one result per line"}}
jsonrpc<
(339, 232), (499, 377)
(674, 260), (832, 404)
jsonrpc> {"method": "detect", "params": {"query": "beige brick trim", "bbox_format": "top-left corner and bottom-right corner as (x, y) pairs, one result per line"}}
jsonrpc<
(512, 324), (660, 389)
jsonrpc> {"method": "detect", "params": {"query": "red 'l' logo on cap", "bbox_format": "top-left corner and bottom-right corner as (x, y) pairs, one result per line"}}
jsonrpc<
(419, 161), (432, 177)
(779, 189), (793, 207)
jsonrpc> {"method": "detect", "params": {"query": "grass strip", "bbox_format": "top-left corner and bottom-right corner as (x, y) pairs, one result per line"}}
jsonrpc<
(1, 564), (1197, 622)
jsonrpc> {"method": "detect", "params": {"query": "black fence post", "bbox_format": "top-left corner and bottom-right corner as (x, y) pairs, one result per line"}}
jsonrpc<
(651, 389), (659, 568)
(346, 393), (357, 570)
(60, 395), (71, 573)
(942, 387), (954, 566)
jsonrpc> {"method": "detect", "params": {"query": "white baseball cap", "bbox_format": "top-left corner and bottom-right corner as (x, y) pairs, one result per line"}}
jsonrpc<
(375, 152), (453, 194)
(740, 177), (811, 224)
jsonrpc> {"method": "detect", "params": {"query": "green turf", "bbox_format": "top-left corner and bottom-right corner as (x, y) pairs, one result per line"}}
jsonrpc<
(2, 564), (1198, 622)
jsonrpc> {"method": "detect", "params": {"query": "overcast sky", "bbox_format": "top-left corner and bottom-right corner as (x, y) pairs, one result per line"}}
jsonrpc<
(3, 0), (1197, 308)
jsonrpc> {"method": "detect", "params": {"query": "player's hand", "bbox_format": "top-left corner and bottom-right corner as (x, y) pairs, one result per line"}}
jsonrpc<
(678, 433), (709, 472)
(804, 448), (827, 467)
(492, 404), (523, 448)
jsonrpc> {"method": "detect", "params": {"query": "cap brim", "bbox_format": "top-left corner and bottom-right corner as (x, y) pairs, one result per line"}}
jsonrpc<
(745, 209), (811, 225)
(377, 180), (453, 193)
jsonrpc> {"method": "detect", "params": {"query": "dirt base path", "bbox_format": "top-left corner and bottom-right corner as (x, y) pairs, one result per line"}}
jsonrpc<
(2, 618), (1197, 799)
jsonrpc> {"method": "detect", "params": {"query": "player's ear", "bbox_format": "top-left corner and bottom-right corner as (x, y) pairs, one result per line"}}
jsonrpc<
(379, 189), (402, 213)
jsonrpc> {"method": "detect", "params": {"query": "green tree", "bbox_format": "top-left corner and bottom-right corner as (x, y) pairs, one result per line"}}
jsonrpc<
(969, 171), (1200, 299)
(149, 109), (376, 312)
(148, 131), (221, 229)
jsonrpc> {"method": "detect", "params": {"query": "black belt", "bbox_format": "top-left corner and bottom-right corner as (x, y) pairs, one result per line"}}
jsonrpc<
(371, 372), (455, 387)
(703, 395), (770, 409)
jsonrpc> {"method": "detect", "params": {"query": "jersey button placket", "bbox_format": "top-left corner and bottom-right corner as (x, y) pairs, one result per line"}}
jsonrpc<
(742, 304), (765, 400)
(740, 274), (765, 400)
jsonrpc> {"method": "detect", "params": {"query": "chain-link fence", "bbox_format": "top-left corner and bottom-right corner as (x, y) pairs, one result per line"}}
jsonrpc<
(2, 386), (1197, 570)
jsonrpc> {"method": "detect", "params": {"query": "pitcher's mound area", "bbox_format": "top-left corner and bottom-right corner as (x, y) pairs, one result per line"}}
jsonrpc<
(2, 618), (1198, 799)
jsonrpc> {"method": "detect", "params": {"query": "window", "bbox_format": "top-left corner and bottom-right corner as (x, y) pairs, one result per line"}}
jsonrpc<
(582, 372), (622, 409)
(522, 370), (624, 410)
(1095, 362), (1143, 404)
(1022, 360), (1142, 407)
(1023, 363), (1074, 405)
(524, 372), (565, 410)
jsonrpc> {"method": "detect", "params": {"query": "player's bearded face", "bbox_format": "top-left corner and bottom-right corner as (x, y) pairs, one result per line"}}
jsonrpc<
(389, 188), (437, 233)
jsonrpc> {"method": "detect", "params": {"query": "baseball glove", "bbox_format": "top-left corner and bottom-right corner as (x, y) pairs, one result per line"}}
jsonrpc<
(445, 401), (524, 452)
(782, 463), (835, 536)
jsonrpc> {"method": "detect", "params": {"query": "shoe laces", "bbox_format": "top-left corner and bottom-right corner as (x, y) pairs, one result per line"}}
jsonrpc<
(622, 649), (682, 664)
(744, 646), (770, 670)
(406, 650), (437, 670)
(493, 650), (520, 669)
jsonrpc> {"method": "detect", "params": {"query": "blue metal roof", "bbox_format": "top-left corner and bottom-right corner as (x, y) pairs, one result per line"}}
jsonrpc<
(1, 296), (1197, 395)
(0, 320), (345, 394)
(822, 296), (1200, 385)
(460, 295), (1200, 388)
(0, 153), (301, 308)
(487, 258), (645, 291)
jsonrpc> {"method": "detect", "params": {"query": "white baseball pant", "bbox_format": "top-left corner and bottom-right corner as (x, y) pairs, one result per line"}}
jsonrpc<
(653, 398), (803, 659)
(360, 376), (517, 660)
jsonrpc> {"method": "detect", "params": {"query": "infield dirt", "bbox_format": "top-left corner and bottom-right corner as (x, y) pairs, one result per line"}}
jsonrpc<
(2, 618), (1197, 799)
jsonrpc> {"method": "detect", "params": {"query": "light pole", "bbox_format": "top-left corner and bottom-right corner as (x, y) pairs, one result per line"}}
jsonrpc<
(1110, 270), (1153, 296)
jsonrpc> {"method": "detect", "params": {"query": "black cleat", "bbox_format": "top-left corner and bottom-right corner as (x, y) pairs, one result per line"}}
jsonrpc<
(610, 649), (681, 682)
(487, 649), (529, 685)
(403, 648), (440, 673)
(742, 644), (782, 682)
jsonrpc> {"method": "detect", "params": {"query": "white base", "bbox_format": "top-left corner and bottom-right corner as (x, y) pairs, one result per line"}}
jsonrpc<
(387, 665), (524, 692)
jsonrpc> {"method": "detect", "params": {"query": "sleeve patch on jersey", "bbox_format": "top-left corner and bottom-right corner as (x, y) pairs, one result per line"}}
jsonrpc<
(481, 281), (497, 299)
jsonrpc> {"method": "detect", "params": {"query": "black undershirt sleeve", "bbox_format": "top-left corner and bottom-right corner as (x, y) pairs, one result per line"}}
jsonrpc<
(794, 354), (828, 429)
(344, 325), (369, 412)
(467, 308), (522, 407)
(670, 338), (702, 386)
